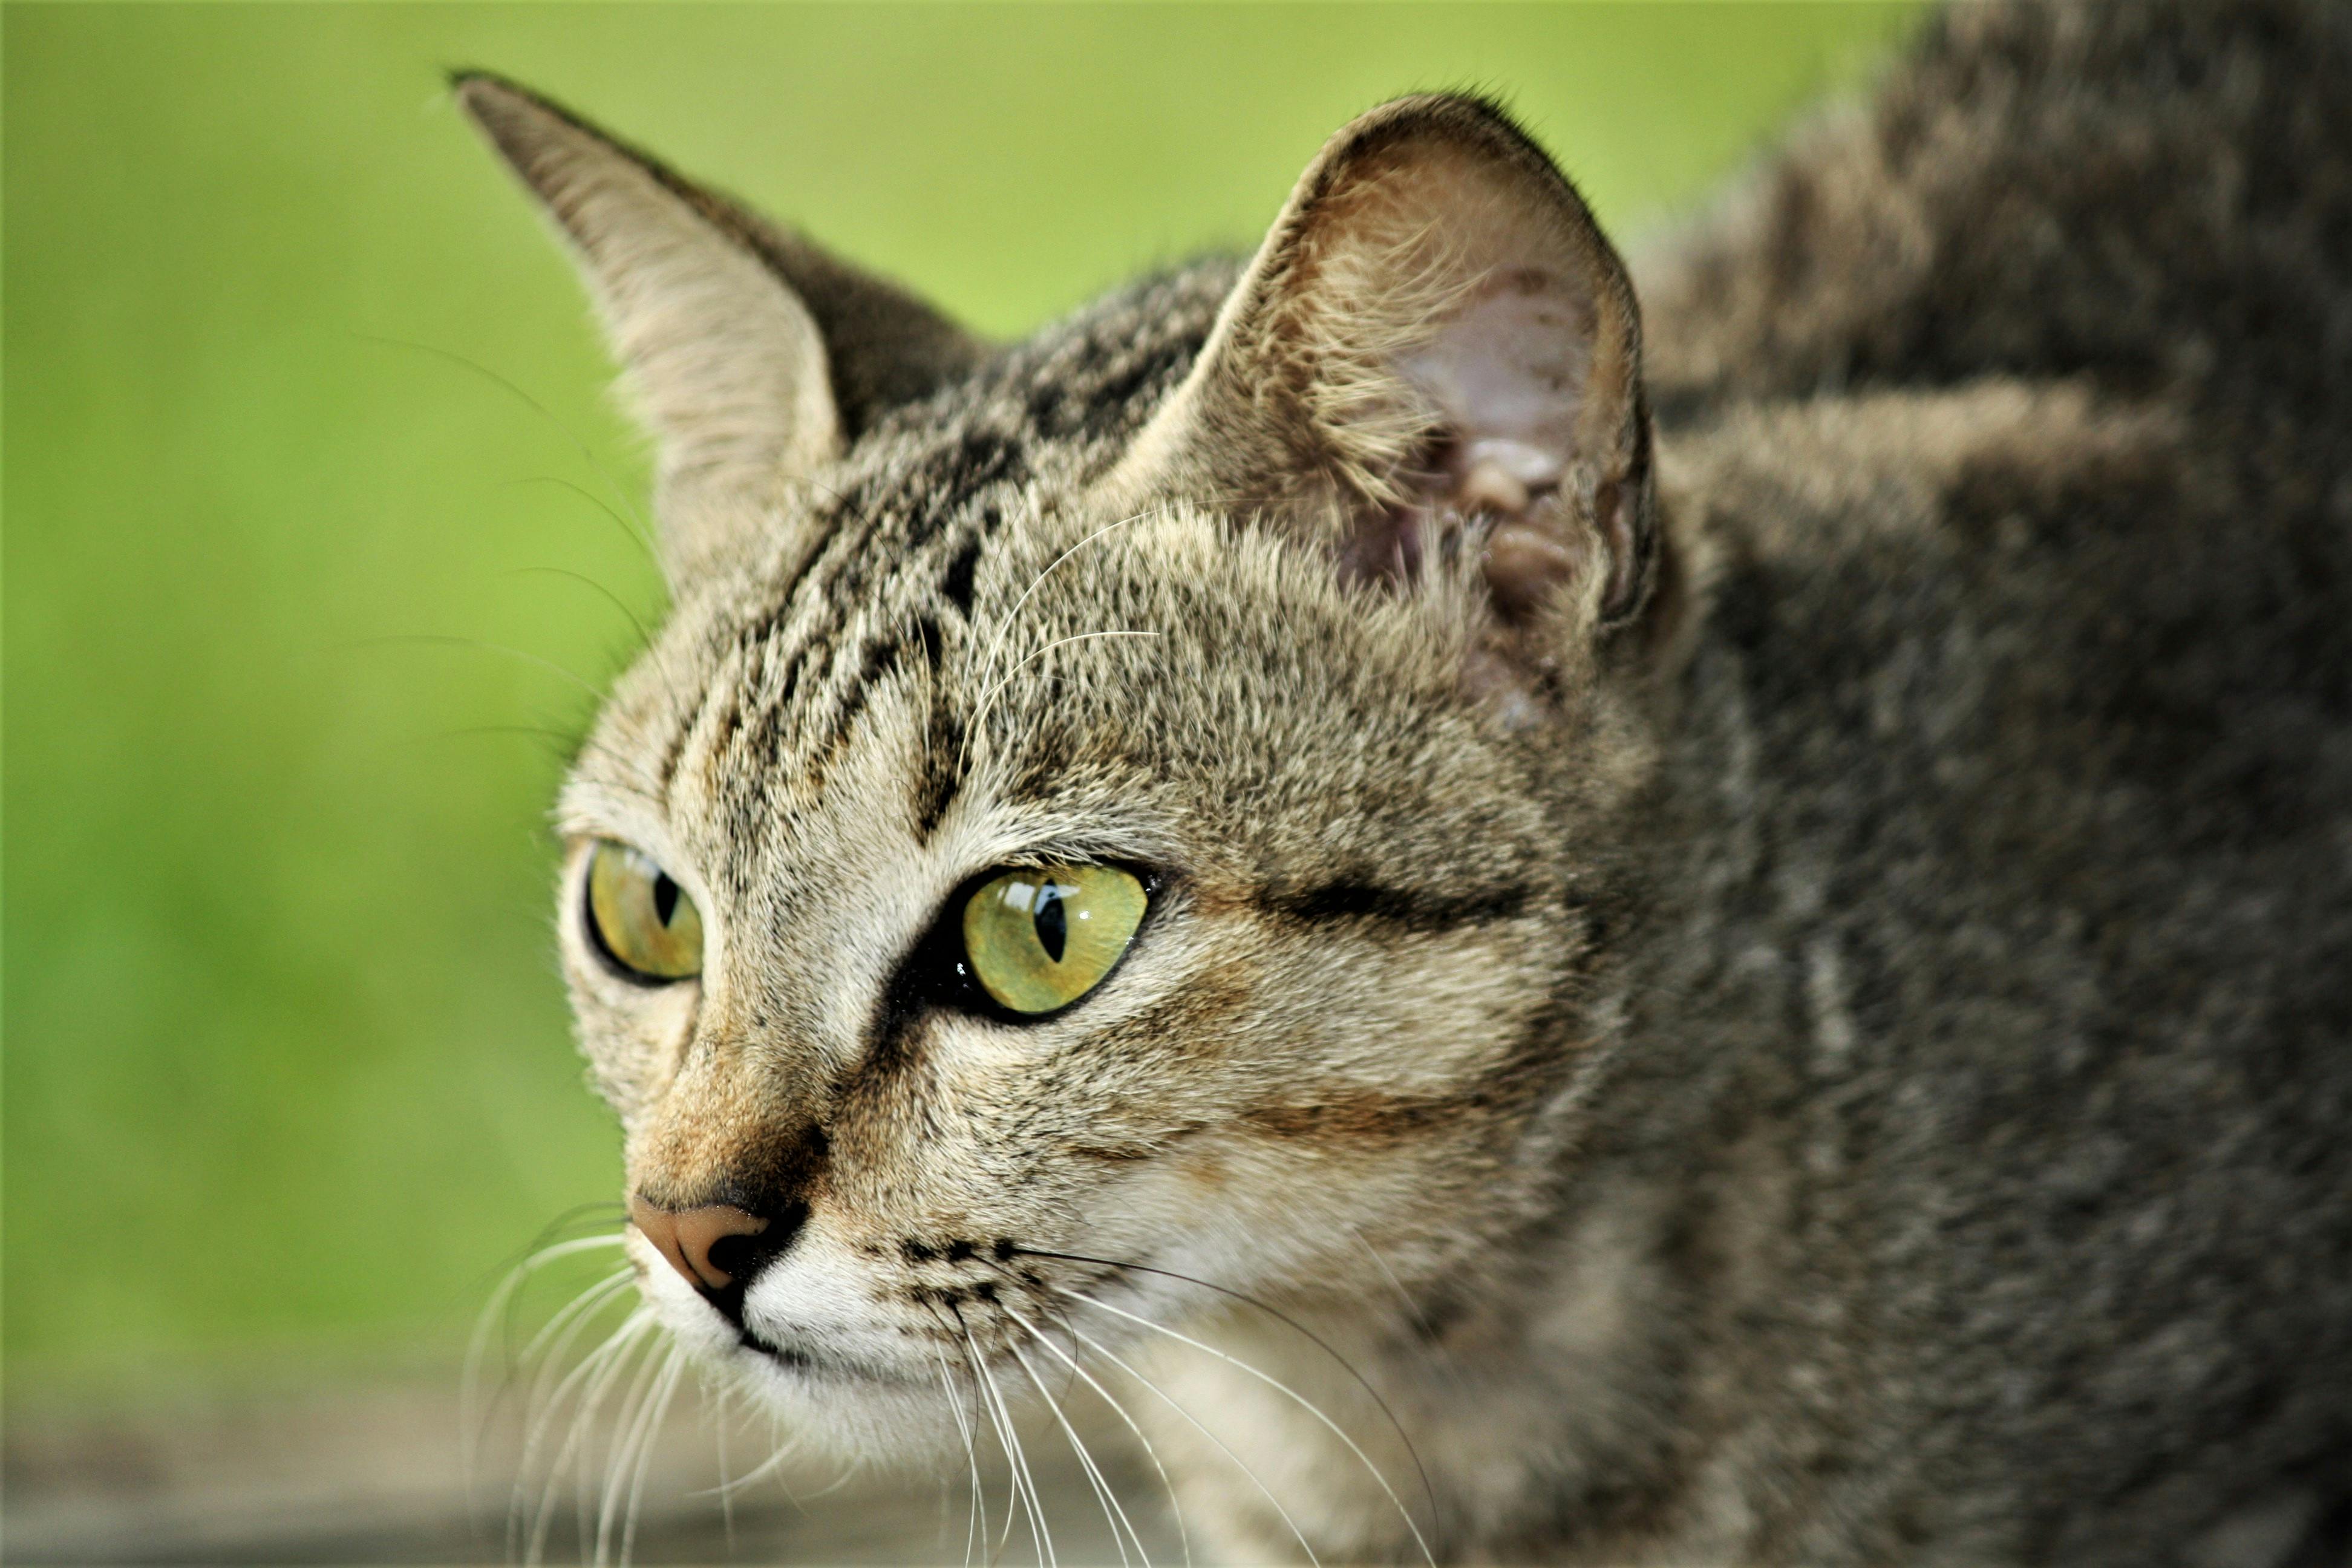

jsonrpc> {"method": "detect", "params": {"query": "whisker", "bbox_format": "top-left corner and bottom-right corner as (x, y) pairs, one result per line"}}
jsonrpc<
(697, 1429), (800, 1500)
(509, 1303), (639, 1544)
(615, 1344), (688, 1568)
(959, 506), (1166, 780)
(1348, 1227), (1446, 1351)
(403, 725), (660, 799)
(561, 1317), (662, 1563)
(517, 1270), (637, 1381)
(950, 1320), (1021, 1561)
(498, 476), (660, 570)
(999, 1301), (1192, 1568)
(800, 1454), (866, 1502)
(1047, 1310), (1321, 1566)
(962, 629), (1160, 782)
(480, 1263), (638, 1521)
(511, 1270), (642, 1508)
(463, 1233), (629, 1486)
(354, 632), (606, 699)
(926, 1314), (988, 1568)
(1012, 1245), (1439, 1553)
(961, 1315), (1053, 1568)
(520, 1307), (657, 1565)
(1060, 1287), (1435, 1568)
(1005, 1319), (1147, 1568)
(350, 332), (656, 557)
(507, 564), (656, 647)
(710, 1381), (737, 1552)
(593, 1331), (677, 1565)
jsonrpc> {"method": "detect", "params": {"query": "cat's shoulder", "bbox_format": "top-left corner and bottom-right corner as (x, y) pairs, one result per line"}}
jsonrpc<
(1636, 0), (2352, 419)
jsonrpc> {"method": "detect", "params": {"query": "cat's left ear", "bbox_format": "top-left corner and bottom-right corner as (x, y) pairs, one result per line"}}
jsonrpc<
(1106, 94), (1658, 659)
(456, 73), (984, 583)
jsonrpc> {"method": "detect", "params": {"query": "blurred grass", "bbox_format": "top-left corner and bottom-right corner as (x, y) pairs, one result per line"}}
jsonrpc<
(1, 1), (1918, 1401)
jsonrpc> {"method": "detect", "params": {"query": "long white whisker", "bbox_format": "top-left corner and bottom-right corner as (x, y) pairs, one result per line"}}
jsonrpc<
(1007, 1324), (1146, 1568)
(519, 1268), (637, 1370)
(464, 1236), (630, 1462)
(699, 1428), (802, 1500)
(931, 1363), (978, 1568)
(711, 1380), (736, 1551)
(802, 1453), (865, 1501)
(523, 1308), (657, 1566)
(616, 1346), (688, 1568)
(1047, 1310), (1322, 1567)
(954, 1326), (1022, 1559)
(928, 1325), (987, 1568)
(509, 1299), (645, 1542)
(1001, 1301), (1192, 1568)
(572, 1326), (659, 1560)
(578, 1331), (660, 1562)
(508, 1272), (641, 1548)
(1061, 1287), (1435, 1568)
(594, 1331), (677, 1565)
(593, 1340), (667, 1567)
(963, 1319), (1053, 1568)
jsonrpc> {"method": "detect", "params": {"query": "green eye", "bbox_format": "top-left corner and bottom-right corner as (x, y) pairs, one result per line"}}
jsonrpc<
(961, 865), (1147, 1016)
(585, 840), (704, 982)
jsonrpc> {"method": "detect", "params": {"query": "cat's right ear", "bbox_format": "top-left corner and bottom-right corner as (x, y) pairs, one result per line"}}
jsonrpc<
(1103, 94), (1661, 690)
(454, 73), (983, 583)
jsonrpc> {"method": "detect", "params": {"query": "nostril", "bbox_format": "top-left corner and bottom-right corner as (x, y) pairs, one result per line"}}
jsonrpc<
(668, 1204), (768, 1289)
(705, 1229), (761, 1282)
(629, 1194), (811, 1308)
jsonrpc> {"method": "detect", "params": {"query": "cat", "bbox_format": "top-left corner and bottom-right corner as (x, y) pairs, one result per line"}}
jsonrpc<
(457, 1), (2352, 1561)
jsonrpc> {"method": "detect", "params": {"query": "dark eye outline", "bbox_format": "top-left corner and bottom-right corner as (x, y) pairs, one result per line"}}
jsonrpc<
(580, 841), (703, 988)
(884, 862), (1163, 1030)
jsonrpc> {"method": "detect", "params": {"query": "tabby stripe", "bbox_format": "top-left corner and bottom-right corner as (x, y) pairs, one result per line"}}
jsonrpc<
(1264, 878), (1534, 932)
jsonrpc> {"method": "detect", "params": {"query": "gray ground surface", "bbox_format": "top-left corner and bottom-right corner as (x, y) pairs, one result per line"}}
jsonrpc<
(5, 1376), (1179, 1566)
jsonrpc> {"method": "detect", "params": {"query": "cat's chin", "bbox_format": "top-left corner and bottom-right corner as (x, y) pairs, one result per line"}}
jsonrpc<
(629, 1248), (973, 1463)
(651, 1316), (976, 1462)
(712, 1335), (977, 1462)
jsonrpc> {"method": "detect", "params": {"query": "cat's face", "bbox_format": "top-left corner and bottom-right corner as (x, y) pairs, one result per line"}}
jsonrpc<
(465, 77), (1663, 1450)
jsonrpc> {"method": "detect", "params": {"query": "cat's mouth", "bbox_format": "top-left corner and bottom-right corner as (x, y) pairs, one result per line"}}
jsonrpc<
(720, 1313), (924, 1383)
(734, 1323), (817, 1370)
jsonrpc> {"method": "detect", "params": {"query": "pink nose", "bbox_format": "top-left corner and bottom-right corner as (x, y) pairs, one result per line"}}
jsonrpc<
(628, 1195), (770, 1291)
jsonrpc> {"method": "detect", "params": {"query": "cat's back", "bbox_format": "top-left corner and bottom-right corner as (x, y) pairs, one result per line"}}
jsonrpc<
(1641, 384), (2352, 1555)
(1617, 1), (2352, 1554)
(1638, 0), (2352, 1039)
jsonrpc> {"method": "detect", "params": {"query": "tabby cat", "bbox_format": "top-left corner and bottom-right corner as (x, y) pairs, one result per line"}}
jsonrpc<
(458, 2), (2352, 1561)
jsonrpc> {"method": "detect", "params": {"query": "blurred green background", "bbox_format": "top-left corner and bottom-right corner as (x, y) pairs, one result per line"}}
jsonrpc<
(3, 1), (1918, 1409)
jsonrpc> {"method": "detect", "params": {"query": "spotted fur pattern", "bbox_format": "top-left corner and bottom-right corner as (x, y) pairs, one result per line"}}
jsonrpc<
(462, 2), (2352, 1561)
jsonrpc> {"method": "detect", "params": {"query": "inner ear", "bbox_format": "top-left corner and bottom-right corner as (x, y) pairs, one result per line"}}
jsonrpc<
(1364, 270), (1614, 619)
(1107, 94), (1658, 656)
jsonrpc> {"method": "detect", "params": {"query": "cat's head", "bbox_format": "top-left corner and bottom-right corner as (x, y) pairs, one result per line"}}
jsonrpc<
(462, 74), (1671, 1451)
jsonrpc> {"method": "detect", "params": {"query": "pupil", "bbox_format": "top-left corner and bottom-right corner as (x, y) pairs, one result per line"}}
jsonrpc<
(653, 873), (680, 928)
(1033, 887), (1068, 963)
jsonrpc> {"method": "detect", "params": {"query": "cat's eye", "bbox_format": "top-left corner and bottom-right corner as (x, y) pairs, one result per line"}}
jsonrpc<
(584, 840), (704, 982)
(960, 865), (1146, 1016)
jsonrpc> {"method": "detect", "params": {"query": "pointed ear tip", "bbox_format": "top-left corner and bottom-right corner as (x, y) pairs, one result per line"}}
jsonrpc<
(1351, 91), (1526, 142)
(447, 69), (555, 134)
(1319, 91), (1563, 192)
(449, 70), (509, 123)
(447, 68), (503, 101)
